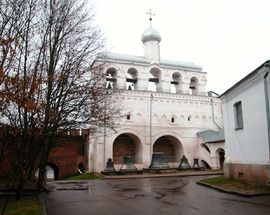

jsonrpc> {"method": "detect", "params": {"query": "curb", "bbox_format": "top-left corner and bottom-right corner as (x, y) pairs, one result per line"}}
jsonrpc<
(197, 181), (270, 197)
(102, 170), (223, 179)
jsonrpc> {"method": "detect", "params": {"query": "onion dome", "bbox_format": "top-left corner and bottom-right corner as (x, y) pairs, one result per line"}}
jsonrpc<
(141, 26), (161, 43)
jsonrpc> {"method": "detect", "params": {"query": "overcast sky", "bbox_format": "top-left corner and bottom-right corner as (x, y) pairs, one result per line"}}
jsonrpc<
(93, 0), (270, 94)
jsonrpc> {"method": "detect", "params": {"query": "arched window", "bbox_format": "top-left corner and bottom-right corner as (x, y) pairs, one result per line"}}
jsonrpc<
(171, 72), (181, 93)
(127, 114), (131, 120)
(189, 77), (198, 95)
(148, 68), (161, 92)
(126, 68), (138, 90)
(106, 68), (117, 89)
(171, 117), (175, 123)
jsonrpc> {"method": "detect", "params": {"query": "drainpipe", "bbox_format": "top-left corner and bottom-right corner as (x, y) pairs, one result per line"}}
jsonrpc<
(103, 91), (107, 169)
(150, 94), (153, 159)
(263, 64), (270, 160)
(211, 98), (222, 130)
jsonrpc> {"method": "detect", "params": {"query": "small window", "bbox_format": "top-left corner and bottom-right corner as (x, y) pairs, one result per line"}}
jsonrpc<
(171, 117), (175, 123)
(188, 115), (191, 121)
(127, 115), (130, 120)
(234, 101), (243, 129)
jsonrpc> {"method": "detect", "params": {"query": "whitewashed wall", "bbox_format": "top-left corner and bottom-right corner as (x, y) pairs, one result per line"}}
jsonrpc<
(222, 73), (269, 165)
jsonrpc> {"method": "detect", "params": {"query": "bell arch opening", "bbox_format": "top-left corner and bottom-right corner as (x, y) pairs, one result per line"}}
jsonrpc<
(126, 68), (138, 90)
(106, 67), (117, 89)
(113, 133), (143, 164)
(153, 135), (183, 164)
(148, 67), (161, 92)
(189, 76), (199, 95)
(171, 72), (182, 93)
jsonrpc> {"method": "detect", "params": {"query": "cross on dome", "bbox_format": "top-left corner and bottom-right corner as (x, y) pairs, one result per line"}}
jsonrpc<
(146, 9), (155, 24)
(142, 9), (161, 43)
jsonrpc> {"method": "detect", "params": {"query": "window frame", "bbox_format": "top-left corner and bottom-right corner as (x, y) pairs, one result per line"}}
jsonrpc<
(234, 101), (244, 130)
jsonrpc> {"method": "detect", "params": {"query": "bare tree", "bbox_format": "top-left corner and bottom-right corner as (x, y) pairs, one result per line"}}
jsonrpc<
(0, 0), (120, 198)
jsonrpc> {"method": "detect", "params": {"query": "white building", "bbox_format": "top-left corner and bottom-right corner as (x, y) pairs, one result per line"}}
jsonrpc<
(89, 20), (224, 173)
(220, 61), (270, 186)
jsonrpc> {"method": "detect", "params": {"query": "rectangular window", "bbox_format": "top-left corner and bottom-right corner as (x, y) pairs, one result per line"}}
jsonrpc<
(234, 101), (243, 129)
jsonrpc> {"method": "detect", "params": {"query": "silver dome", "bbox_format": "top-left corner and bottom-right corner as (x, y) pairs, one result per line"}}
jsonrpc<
(141, 26), (161, 43)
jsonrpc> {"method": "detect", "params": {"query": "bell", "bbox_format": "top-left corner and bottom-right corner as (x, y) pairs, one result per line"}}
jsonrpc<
(120, 156), (137, 172)
(193, 158), (200, 169)
(149, 152), (169, 169)
(104, 158), (116, 173)
(178, 155), (191, 170)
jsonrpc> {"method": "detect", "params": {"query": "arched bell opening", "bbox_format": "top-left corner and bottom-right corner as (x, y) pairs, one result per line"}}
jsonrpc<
(148, 67), (161, 92)
(113, 133), (143, 165)
(171, 72), (182, 93)
(153, 135), (183, 166)
(106, 67), (117, 89)
(126, 68), (138, 90)
(189, 76), (199, 95)
(216, 148), (225, 170)
(34, 162), (59, 180)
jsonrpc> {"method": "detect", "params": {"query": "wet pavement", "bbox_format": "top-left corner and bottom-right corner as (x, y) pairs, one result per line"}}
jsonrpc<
(43, 176), (270, 215)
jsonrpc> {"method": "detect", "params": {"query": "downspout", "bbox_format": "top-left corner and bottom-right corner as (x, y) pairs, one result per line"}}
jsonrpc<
(263, 68), (270, 160)
(211, 98), (222, 130)
(150, 94), (153, 159)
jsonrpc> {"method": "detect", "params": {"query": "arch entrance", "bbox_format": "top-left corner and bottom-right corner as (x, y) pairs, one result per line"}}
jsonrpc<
(153, 135), (183, 164)
(216, 148), (225, 169)
(35, 162), (59, 180)
(113, 133), (143, 164)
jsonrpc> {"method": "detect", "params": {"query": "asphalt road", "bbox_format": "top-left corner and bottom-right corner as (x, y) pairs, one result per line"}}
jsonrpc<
(43, 176), (270, 215)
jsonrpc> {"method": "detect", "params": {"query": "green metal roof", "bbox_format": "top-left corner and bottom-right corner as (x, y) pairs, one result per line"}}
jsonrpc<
(197, 129), (225, 143)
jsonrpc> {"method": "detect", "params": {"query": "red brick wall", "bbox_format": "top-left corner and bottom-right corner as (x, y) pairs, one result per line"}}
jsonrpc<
(45, 136), (85, 179)
(0, 134), (87, 180)
(113, 135), (135, 164)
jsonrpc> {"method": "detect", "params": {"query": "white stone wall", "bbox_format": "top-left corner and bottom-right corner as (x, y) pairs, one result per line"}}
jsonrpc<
(222, 72), (270, 165)
(89, 90), (223, 172)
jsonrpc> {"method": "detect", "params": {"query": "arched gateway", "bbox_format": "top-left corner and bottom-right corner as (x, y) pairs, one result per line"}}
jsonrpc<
(113, 133), (143, 164)
(153, 135), (183, 164)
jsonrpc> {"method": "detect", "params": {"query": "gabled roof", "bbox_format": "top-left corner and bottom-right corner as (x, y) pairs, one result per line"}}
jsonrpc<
(197, 129), (225, 143)
(97, 52), (203, 71)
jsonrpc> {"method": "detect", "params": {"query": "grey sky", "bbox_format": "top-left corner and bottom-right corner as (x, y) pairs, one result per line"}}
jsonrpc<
(94, 0), (270, 94)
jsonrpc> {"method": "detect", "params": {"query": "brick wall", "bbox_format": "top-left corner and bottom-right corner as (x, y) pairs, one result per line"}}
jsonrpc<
(45, 135), (86, 179)
(113, 134), (135, 164)
(0, 134), (87, 180)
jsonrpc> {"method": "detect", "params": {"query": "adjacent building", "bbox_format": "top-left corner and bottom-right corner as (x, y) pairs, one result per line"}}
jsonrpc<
(220, 60), (270, 186)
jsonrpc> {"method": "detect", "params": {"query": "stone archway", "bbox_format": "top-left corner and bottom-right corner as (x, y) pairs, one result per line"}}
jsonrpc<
(113, 133), (143, 164)
(216, 148), (225, 169)
(35, 162), (59, 180)
(153, 135), (183, 163)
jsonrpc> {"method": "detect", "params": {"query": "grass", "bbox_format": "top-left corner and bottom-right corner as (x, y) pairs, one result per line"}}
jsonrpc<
(0, 196), (41, 215)
(65, 172), (102, 180)
(200, 175), (270, 195)
(201, 175), (234, 185)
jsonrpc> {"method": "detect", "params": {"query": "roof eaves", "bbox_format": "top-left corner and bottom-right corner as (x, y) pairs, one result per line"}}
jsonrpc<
(219, 60), (270, 98)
